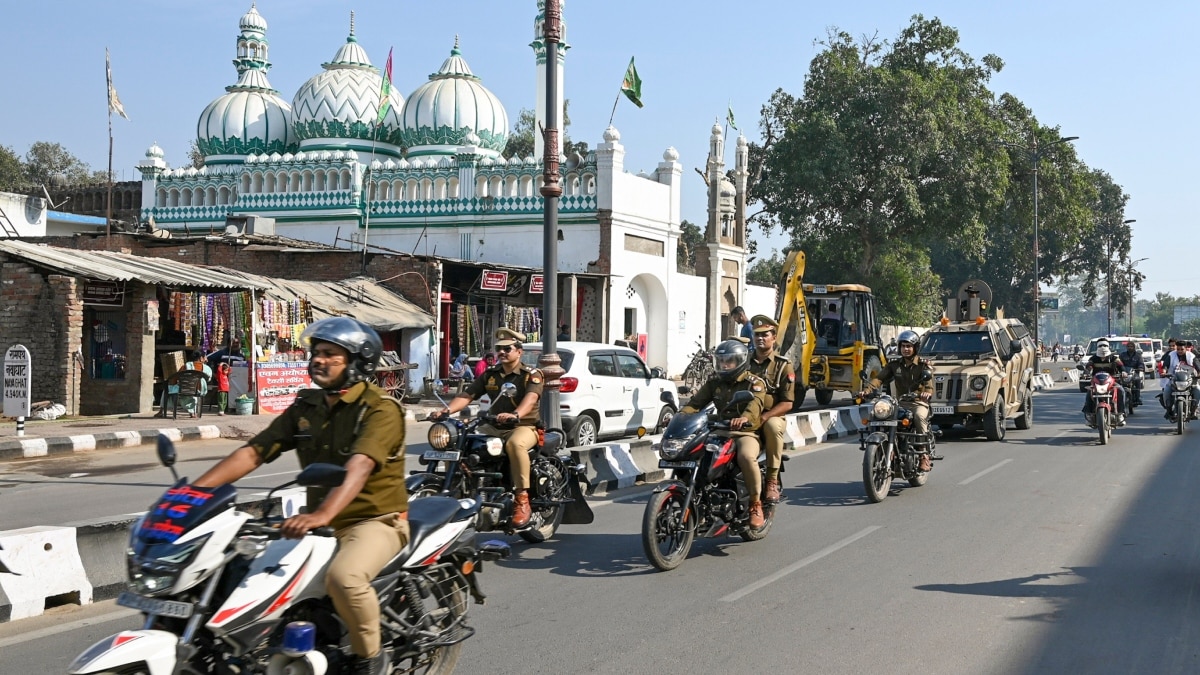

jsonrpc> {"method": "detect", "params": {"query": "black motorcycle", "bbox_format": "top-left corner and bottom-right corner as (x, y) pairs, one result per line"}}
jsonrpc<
(409, 383), (593, 543)
(642, 391), (783, 571)
(857, 385), (936, 503)
(1166, 364), (1197, 435)
(1118, 368), (1143, 414)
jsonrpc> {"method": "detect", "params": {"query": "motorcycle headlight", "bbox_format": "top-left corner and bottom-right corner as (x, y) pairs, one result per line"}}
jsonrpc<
(969, 376), (988, 391)
(658, 438), (687, 460)
(871, 399), (894, 420)
(426, 422), (458, 450)
(127, 534), (210, 596)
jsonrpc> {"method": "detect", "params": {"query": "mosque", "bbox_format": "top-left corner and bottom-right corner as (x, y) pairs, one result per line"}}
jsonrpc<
(136, 2), (771, 376)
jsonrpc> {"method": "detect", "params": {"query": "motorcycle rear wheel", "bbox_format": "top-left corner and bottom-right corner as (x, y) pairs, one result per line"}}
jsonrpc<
(642, 490), (695, 571)
(739, 507), (774, 541)
(388, 569), (468, 675)
(521, 460), (566, 543)
(1098, 408), (1110, 445)
(862, 442), (890, 503)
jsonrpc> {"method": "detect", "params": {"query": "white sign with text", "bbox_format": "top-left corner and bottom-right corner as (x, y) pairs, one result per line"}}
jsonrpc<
(4, 344), (31, 418)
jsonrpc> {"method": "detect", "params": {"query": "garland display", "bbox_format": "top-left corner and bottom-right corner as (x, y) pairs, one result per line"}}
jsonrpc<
(259, 297), (314, 345)
(169, 291), (254, 352)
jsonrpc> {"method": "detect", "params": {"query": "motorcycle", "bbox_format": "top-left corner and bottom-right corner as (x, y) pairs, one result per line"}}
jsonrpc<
(1118, 368), (1143, 414)
(1167, 364), (1196, 435)
(409, 382), (593, 543)
(69, 436), (508, 675)
(856, 370), (936, 503)
(1085, 370), (1118, 445)
(642, 390), (782, 571)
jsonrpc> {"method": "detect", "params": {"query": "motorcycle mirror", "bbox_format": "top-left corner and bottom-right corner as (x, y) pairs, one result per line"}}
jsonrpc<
(1076, 363), (1085, 370)
(660, 390), (676, 404)
(677, 385), (692, 396)
(155, 434), (180, 482)
(295, 463), (347, 488)
(500, 382), (519, 399)
(859, 369), (869, 383)
(1010, 339), (1023, 355)
(731, 390), (755, 404)
(921, 370), (933, 382)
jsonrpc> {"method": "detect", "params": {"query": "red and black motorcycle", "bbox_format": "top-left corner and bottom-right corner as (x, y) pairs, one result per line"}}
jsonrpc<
(641, 391), (784, 571)
(1083, 369), (1118, 445)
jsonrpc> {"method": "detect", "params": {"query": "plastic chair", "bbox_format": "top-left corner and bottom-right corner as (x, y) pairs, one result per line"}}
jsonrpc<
(174, 370), (206, 420)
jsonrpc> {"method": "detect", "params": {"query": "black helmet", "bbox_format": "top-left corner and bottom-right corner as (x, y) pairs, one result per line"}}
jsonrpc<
(713, 339), (750, 382)
(897, 330), (920, 347)
(301, 317), (382, 387)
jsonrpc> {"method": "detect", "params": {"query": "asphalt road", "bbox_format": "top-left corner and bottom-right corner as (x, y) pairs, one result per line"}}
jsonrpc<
(4, 388), (1200, 674)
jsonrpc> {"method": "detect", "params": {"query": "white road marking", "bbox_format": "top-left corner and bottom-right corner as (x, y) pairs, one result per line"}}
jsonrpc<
(66, 473), (88, 478)
(0, 607), (137, 648)
(720, 526), (882, 602)
(959, 458), (1014, 485)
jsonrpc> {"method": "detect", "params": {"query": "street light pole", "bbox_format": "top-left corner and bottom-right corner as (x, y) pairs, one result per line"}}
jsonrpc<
(536, 0), (564, 429)
(1106, 219), (1136, 336)
(1128, 256), (1148, 335)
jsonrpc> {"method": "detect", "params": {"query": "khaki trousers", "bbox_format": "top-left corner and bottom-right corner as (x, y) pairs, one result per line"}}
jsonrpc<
(759, 417), (785, 470)
(901, 400), (931, 439)
(734, 435), (763, 501)
(480, 424), (538, 490)
(327, 513), (411, 658)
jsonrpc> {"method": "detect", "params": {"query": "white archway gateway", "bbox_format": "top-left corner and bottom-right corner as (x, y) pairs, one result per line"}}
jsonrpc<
(626, 273), (669, 369)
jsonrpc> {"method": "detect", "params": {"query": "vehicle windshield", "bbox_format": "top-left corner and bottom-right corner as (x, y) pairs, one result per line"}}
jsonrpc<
(920, 332), (994, 357)
(520, 348), (575, 372)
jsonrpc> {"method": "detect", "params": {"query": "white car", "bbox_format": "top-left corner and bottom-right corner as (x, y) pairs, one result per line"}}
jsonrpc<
(522, 341), (679, 447)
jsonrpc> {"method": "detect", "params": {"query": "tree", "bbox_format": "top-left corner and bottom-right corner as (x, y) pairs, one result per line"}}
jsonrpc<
(746, 250), (785, 287)
(0, 145), (24, 192)
(186, 140), (205, 169)
(23, 141), (95, 187)
(502, 100), (588, 160)
(676, 219), (703, 273)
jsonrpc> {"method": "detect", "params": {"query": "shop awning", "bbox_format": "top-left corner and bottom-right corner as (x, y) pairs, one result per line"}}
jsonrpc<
(0, 240), (267, 290)
(217, 270), (434, 332)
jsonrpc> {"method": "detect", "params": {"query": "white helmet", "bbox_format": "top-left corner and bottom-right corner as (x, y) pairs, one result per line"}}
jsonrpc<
(1095, 340), (1111, 358)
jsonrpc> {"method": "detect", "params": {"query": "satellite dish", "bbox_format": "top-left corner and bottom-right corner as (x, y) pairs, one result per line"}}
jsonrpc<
(40, 185), (68, 210)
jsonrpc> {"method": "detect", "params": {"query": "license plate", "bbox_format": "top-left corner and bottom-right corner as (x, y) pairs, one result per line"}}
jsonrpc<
(872, 420), (897, 426)
(931, 406), (954, 415)
(659, 460), (697, 470)
(117, 591), (194, 619)
(422, 450), (461, 462)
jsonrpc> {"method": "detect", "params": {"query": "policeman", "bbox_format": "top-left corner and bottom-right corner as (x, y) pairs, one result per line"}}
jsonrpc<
(194, 317), (407, 675)
(681, 339), (770, 529)
(859, 330), (934, 472)
(1083, 339), (1126, 426)
(440, 328), (543, 527)
(747, 315), (795, 504)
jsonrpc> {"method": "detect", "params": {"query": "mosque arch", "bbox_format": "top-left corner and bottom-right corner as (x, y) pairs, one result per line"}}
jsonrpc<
(168, 189), (180, 208)
(241, 174), (251, 193)
(301, 170), (313, 191)
(156, 188), (167, 208)
(218, 186), (231, 204)
(340, 169), (352, 191)
(433, 177), (447, 200)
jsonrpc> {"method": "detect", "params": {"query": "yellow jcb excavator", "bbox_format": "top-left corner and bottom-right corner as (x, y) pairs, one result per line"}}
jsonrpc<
(775, 250), (887, 409)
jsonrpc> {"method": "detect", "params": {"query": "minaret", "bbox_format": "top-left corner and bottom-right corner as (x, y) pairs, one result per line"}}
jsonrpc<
(733, 133), (748, 247)
(703, 120), (726, 346)
(232, 3), (275, 90)
(531, 0), (570, 159)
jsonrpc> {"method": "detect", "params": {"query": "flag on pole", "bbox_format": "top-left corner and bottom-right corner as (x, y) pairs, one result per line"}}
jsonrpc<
(376, 47), (394, 124)
(620, 56), (643, 108)
(106, 48), (129, 120)
(727, 103), (738, 131)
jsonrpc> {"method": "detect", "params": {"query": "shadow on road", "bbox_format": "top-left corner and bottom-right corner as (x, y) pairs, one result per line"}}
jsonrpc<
(492, 533), (654, 578)
(784, 481), (869, 507)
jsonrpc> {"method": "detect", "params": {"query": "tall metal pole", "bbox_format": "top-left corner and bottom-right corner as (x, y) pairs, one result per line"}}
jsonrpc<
(1032, 137), (1040, 353)
(537, 0), (564, 429)
(1106, 240), (1112, 335)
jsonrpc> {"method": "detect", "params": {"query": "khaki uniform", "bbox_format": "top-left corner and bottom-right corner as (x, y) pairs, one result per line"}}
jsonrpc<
(461, 362), (544, 490)
(247, 381), (409, 658)
(868, 356), (934, 440)
(683, 370), (770, 500)
(748, 351), (795, 472)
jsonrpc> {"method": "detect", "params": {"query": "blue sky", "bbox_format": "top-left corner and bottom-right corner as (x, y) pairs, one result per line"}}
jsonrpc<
(1, 1), (1192, 298)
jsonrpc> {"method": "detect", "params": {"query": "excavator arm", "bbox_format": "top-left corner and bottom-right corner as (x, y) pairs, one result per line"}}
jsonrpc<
(775, 250), (816, 395)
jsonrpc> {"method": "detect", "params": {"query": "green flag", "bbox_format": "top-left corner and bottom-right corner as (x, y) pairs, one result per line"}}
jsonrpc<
(726, 103), (738, 131)
(620, 57), (643, 108)
(376, 47), (394, 125)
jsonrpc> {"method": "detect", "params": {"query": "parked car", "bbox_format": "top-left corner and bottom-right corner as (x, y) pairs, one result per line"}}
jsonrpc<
(521, 342), (678, 447)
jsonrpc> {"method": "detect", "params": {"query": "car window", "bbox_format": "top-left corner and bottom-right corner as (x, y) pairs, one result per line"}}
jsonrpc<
(921, 332), (993, 357)
(588, 354), (618, 377)
(616, 353), (648, 379)
(520, 348), (574, 372)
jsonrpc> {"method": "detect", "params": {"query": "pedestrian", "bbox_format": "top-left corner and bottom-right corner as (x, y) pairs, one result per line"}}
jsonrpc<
(215, 361), (231, 415)
(474, 351), (495, 379)
(732, 306), (752, 340)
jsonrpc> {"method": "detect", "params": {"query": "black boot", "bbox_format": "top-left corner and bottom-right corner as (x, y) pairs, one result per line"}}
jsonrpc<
(352, 649), (390, 675)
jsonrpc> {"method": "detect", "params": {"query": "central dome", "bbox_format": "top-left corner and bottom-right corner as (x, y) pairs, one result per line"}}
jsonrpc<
(291, 29), (405, 155)
(399, 41), (509, 158)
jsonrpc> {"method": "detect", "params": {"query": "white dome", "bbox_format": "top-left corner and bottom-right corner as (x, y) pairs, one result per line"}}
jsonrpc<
(146, 142), (164, 159)
(603, 125), (621, 142)
(663, 146), (679, 162)
(198, 85), (295, 160)
(240, 4), (267, 32)
(292, 33), (404, 154)
(399, 41), (508, 158)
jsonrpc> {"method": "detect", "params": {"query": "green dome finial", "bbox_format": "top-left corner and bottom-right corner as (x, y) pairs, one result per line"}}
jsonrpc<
(451, 34), (461, 56)
(348, 10), (357, 41)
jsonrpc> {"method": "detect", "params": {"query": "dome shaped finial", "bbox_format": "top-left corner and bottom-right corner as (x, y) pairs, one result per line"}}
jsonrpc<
(452, 34), (461, 55)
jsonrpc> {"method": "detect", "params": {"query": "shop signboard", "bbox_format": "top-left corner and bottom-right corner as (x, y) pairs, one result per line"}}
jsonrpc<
(530, 274), (544, 294)
(481, 270), (508, 291)
(83, 280), (127, 307)
(3, 344), (31, 418)
(254, 361), (312, 414)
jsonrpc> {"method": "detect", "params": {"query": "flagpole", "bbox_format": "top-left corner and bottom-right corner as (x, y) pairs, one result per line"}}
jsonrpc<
(361, 122), (381, 273)
(106, 83), (113, 246)
(608, 90), (621, 126)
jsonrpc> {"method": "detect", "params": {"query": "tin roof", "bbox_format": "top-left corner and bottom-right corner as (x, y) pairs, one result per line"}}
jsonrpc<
(0, 240), (267, 290)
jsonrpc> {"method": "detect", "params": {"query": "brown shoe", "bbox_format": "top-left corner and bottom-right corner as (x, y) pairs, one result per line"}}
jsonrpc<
(764, 479), (782, 504)
(748, 501), (765, 530)
(919, 455), (933, 472)
(512, 490), (532, 528)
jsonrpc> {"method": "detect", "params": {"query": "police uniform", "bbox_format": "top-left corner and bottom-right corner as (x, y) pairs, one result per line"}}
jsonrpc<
(456, 328), (543, 490)
(683, 368), (770, 500)
(247, 379), (408, 659)
(867, 355), (933, 440)
(746, 315), (795, 487)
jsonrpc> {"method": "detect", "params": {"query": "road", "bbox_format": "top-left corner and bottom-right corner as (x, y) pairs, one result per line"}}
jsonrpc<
(4, 388), (1200, 674)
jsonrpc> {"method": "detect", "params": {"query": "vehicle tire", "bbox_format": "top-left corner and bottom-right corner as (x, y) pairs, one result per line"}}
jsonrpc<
(1177, 399), (1185, 435)
(815, 388), (834, 406)
(791, 385), (808, 412)
(739, 505), (774, 541)
(862, 442), (891, 503)
(1098, 408), (1110, 445)
(521, 460), (566, 543)
(654, 405), (675, 434)
(642, 489), (695, 571)
(908, 450), (929, 487)
(569, 414), (599, 447)
(1015, 389), (1033, 430)
(983, 396), (1006, 441)
(388, 568), (467, 674)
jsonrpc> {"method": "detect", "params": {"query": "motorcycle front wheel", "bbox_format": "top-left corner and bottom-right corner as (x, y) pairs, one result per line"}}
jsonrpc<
(1177, 399), (1186, 435)
(862, 442), (891, 503)
(642, 490), (695, 571)
(1098, 408), (1110, 445)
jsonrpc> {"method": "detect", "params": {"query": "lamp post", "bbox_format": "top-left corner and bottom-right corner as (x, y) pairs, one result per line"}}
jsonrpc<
(1004, 134), (1078, 349)
(536, 0), (564, 429)
(1105, 219), (1136, 335)
(1128, 256), (1148, 335)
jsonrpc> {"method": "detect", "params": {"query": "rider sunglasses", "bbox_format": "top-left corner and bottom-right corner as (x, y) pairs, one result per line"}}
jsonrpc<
(494, 345), (515, 353)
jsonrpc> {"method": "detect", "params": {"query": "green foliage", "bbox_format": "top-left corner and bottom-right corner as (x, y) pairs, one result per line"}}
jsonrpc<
(0, 145), (24, 192)
(23, 141), (96, 188)
(747, 250), (785, 287)
(503, 101), (588, 160)
(676, 219), (703, 273)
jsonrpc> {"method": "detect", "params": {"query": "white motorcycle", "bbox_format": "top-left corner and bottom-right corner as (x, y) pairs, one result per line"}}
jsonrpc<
(68, 436), (509, 675)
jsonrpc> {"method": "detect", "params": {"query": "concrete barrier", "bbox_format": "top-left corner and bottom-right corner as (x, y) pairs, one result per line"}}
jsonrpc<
(0, 526), (93, 622)
(0, 425), (223, 461)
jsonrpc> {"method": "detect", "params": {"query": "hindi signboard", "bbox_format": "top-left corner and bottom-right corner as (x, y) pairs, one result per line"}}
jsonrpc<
(530, 274), (544, 294)
(4, 344), (31, 418)
(254, 361), (313, 414)
(82, 280), (127, 307)
(480, 270), (508, 291)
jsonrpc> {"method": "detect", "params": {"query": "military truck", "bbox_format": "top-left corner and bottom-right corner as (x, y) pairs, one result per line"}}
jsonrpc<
(920, 280), (1037, 441)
